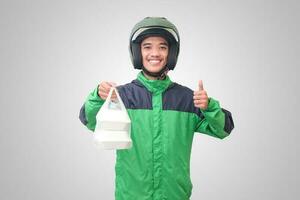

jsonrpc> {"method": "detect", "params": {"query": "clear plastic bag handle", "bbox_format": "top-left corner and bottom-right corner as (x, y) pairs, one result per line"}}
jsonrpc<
(103, 87), (126, 111)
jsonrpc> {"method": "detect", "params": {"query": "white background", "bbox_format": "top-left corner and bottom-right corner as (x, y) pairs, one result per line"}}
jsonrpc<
(0, 0), (299, 199)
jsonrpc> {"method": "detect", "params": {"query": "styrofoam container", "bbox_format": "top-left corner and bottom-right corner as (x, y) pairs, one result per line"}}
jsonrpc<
(97, 101), (131, 131)
(94, 130), (132, 149)
(94, 87), (132, 150)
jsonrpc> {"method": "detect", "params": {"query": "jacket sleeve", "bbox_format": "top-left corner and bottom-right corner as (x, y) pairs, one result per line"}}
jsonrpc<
(79, 86), (105, 131)
(195, 97), (234, 139)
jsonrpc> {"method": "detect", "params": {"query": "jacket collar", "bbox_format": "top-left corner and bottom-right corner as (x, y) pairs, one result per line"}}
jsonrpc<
(134, 72), (173, 94)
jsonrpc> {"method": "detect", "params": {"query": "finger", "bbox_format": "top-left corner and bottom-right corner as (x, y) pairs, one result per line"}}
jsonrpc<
(194, 101), (207, 108)
(101, 82), (114, 93)
(198, 80), (204, 91)
(200, 93), (208, 99)
(194, 99), (207, 104)
(99, 91), (108, 100)
(108, 82), (117, 87)
(100, 92), (117, 101)
(111, 94), (117, 100)
(193, 92), (207, 99)
(199, 99), (208, 104)
(101, 88), (117, 96)
(99, 85), (109, 95)
(100, 89), (117, 97)
(194, 90), (206, 96)
(193, 91), (201, 96)
(103, 81), (114, 90)
(99, 82), (109, 92)
(193, 95), (202, 100)
(199, 90), (207, 95)
(194, 100), (202, 104)
(194, 102), (204, 109)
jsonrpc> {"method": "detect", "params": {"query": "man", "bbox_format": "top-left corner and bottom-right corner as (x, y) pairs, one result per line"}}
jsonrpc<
(79, 17), (234, 200)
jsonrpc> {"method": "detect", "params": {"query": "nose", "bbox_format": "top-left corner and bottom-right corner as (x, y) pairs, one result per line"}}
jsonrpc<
(149, 47), (160, 57)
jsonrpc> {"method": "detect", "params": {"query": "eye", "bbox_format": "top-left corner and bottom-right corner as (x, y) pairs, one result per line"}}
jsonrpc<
(143, 46), (151, 50)
(160, 46), (168, 50)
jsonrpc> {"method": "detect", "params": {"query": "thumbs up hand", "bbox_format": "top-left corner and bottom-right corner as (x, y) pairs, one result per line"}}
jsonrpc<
(193, 80), (209, 110)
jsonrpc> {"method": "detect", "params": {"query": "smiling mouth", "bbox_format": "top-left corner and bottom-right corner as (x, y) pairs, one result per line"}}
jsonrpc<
(148, 59), (161, 65)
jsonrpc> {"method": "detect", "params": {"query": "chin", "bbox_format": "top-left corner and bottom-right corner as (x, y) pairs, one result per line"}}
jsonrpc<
(145, 65), (165, 72)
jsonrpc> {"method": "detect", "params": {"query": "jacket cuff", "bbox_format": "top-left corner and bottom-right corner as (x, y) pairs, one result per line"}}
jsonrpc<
(89, 85), (105, 103)
(201, 97), (220, 114)
(201, 97), (226, 133)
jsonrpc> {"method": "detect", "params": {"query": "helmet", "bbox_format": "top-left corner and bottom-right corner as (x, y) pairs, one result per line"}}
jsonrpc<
(129, 17), (180, 76)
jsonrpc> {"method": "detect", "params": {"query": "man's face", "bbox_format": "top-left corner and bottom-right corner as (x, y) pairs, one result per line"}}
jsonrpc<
(141, 36), (169, 73)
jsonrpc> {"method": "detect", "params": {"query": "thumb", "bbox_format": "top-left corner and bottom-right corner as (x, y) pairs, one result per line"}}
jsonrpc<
(198, 80), (204, 91)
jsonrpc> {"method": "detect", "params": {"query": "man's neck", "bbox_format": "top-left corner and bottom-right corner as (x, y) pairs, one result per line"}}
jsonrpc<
(143, 72), (157, 80)
(142, 71), (168, 80)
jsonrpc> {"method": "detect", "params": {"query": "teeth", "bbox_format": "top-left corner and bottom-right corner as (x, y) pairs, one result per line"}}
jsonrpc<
(149, 60), (160, 64)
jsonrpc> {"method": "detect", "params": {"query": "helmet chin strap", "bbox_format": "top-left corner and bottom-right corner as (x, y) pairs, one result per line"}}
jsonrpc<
(142, 66), (169, 80)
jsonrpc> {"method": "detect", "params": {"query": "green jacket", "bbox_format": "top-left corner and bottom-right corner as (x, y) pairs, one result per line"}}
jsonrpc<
(79, 72), (234, 200)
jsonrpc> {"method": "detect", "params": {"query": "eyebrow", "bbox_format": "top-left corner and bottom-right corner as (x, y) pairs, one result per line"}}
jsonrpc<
(142, 42), (168, 46)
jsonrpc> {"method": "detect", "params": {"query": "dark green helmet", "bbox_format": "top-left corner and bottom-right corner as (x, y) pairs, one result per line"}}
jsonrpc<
(129, 17), (180, 71)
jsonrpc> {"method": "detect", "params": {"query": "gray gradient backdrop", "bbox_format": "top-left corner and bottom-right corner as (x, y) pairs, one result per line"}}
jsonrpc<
(1, 0), (299, 199)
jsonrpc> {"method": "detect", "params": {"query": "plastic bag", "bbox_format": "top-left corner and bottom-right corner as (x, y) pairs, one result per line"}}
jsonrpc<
(94, 87), (132, 149)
